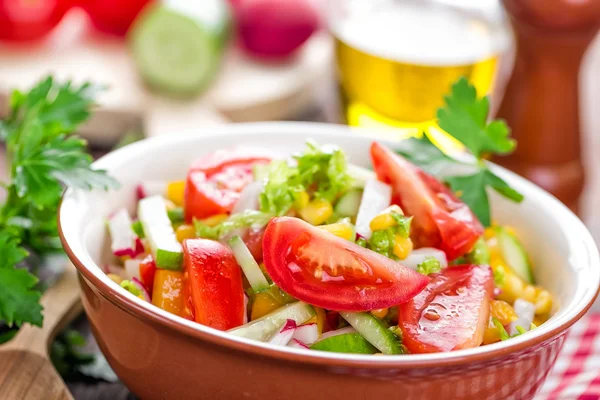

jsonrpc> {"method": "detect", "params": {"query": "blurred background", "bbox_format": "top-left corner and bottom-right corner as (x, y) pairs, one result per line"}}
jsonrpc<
(0, 0), (599, 398)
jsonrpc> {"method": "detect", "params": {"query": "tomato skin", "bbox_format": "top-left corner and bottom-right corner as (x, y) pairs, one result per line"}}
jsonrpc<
(139, 255), (156, 294)
(263, 217), (429, 311)
(243, 227), (265, 263)
(184, 148), (272, 222)
(81, 0), (152, 36)
(370, 142), (483, 261)
(0, 0), (72, 42)
(183, 239), (245, 331)
(399, 265), (494, 353)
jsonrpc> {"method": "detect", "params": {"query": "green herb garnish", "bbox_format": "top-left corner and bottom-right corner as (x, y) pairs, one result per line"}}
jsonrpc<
(0, 77), (118, 337)
(397, 77), (524, 227)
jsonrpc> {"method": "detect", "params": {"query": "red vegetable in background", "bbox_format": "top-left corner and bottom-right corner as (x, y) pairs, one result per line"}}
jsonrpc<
(81, 0), (152, 36)
(370, 142), (483, 261)
(184, 148), (272, 222)
(262, 216), (429, 311)
(399, 265), (494, 353)
(237, 0), (320, 59)
(0, 0), (72, 42)
(183, 238), (245, 330)
(139, 255), (156, 294)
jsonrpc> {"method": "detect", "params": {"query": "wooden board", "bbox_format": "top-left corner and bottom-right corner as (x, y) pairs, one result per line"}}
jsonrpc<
(0, 10), (332, 145)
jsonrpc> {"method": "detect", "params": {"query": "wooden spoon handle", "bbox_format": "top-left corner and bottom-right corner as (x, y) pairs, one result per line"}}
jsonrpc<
(0, 265), (81, 400)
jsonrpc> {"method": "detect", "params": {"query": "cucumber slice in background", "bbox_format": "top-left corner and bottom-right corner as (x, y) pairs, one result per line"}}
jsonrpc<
(228, 302), (315, 342)
(129, 0), (231, 96)
(340, 312), (403, 355)
(310, 333), (378, 354)
(229, 235), (270, 293)
(495, 227), (535, 284)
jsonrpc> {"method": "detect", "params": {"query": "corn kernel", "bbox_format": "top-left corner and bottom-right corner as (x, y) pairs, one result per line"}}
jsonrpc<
(314, 307), (326, 334)
(318, 222), (355, 241)
(369, 205), (403, 232)
(490, 300), (518, 325)
(107, 273), (123, 284)
(496, 272), (525, 304)
(294, 191), (310, 210)
(176, 224), (196, 243)
(393, 235), (413, 260)
(534, 289), (553, 315)
(251, 291), (283, 320)
(200, 214), (228, 227)
(164, 199), (177, 210)
(166, 181), (186, 206)
(299, 199), (333, 226)
(370, 308), (388, 319)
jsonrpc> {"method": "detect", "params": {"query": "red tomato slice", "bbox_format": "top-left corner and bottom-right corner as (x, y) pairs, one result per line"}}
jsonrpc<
(183, 239), (245, 330)
(262, 217), (429, 311)
(139, 255), (156, 294)
(370, 142), (483, 260)
(81, 0), (152, 36)
(184, 148), (272, 222)
(0, 0), (72, 42)
(399, 265), (494, 353)
(243, 227), (265, 263)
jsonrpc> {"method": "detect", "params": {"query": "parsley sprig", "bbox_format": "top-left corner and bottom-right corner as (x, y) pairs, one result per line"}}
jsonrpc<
(0, 77), (118, 339)
(397, 77), (523, 226)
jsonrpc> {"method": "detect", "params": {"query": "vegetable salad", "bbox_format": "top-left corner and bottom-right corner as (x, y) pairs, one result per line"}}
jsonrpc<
(105, 140), (553, 355)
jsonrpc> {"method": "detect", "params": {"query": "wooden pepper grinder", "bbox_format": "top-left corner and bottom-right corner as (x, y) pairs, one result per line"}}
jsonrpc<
(496, 0), (600, 213)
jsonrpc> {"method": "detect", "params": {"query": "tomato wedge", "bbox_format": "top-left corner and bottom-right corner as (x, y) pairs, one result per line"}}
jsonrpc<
(0, 0), (72, 42)
(262, 217), (429, 311)
(184, 148), (273, 222)
(370, 142), (483, 260)
(399, 265), (494, 353)
(183, 239), (245, 330)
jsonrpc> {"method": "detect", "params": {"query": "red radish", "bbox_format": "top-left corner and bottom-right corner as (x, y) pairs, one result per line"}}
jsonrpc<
(268, 319), (297, 346)
(287, 339), (309, 349)
(124, 258), (143, 281)
(109, 209), (138, 257)
(292, 323), (318, 345)
(237, 0), (320, 59)
(132, 277), (151, 302)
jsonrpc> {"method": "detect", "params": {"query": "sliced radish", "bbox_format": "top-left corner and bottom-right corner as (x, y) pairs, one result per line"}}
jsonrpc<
(136, 181), (167, 199)
(354, 179), (392, 239)
(131, 277), (151, 302)
(109, 209), (137, 256)
(401, 248), (448, 271)
(268, 319), (297, 346)
(292, 323), (318, 345)
(124, 258), (143, 281)
(509, 299), (535, 336)
(287, 339), (309, 349)
(232, 181), (264, 215)
(318, 326), (357, 342)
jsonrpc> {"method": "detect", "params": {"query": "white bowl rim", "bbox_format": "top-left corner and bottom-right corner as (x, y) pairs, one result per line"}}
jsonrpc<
(59, 121), (600, 368)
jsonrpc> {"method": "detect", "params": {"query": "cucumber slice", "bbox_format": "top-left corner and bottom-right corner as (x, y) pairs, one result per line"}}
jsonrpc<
(131, 220), (145, 239)
(495, 227), (534, 284)
(228, 302), (315, 342)
(167, 207), (184, 223)
(130, 0), (230, 96)
(138, 196), (183, 270)
(340, 312), (403, 355)
(348, 165), (376, 189)
(310, 333), (378, 354)
(229, 235), (270, 293)
(335, 190), (362, 218)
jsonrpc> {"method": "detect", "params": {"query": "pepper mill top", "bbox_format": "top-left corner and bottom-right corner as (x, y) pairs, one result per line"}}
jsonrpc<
(496, 0), (600, 213)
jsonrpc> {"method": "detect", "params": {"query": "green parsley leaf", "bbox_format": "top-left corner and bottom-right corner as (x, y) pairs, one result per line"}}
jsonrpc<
(390, 212), (412, 239)
(465, 237), (491, 265)
(492, 317), (510, 341)
(195, 210), (272, 240)
(493, 265), (506, 287)
(445, 171), (491, 226)
(417, 257), (442, 275)
(368, 229), (396, 259)
(396, 135), (462, 176)
(437, 77), (515, 158)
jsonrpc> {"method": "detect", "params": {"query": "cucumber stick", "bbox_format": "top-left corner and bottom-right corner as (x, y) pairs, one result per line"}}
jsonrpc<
(495, 227), (534, 284)
(340, 312), (403, 355)
(229, 235), (270, 293)
(228, 302), (315, 342)
(335, 190), (362, 218)
(130, 0), (230, 96)
(138, 196), (183, 270)
(310, 333), (378, 354)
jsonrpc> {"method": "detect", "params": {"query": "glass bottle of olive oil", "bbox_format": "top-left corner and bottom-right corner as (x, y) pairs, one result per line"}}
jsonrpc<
(330, 0), (511, 145)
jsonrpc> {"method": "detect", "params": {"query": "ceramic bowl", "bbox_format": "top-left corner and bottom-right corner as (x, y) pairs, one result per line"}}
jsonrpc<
(59, 122), (600, 400)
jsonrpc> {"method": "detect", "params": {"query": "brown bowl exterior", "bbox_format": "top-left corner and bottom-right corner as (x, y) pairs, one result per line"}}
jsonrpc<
(79, 274), (566, 400)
